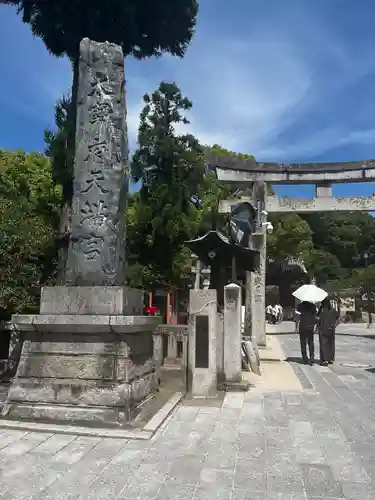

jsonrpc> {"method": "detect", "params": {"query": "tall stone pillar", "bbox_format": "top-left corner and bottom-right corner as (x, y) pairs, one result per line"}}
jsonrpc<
(244, 181), (267, 347)
(5, 39), (160, 426)
(223, 283), (242, 382)
(65, 38), (127, 286)
(251, 233), (267, 346)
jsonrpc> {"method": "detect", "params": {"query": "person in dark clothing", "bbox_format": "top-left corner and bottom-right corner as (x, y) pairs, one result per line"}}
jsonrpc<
(317, 298), (338, 366)
(297, 301), (317, 365)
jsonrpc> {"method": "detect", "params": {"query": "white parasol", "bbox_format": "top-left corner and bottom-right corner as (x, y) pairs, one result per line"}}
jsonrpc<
(292, 284), (328, 304)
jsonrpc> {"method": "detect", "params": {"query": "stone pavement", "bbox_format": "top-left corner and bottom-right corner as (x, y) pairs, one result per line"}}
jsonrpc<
(0, 324), (375, 499)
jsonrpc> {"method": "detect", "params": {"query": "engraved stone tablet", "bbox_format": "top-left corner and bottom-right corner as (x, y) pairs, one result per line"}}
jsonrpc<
(195, 315), (209, 369)
(65, 38), (128, 286)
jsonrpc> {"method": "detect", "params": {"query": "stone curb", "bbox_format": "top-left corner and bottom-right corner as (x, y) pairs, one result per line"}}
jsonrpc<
(0, 391), (184, 440)
(143, 392), (184, 433)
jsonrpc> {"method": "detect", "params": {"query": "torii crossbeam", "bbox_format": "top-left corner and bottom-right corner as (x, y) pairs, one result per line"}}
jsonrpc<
(204, 154), (375, 213)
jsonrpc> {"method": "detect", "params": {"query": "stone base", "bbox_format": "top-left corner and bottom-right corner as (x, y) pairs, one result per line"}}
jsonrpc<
(218, 380), (251, 392)
(4, 286), (161, 427)
(40, 286), (144, 316)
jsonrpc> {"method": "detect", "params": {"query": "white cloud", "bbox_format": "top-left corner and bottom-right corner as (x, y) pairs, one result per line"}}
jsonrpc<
(126, 100), (143, 151)
(255, 127), (348, 160)
(124, 33), (313, 155)
(123, 3), (375, 160)
(256, 127), (375, 162)
(343, 129), (375, 147)
(5, 1), (375, 162)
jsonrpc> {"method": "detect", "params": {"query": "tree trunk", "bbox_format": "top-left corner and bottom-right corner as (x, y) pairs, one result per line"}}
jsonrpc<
(56, 199), (72, 284)
(70, 57), (79, 155)
(57, 57), (79, 284)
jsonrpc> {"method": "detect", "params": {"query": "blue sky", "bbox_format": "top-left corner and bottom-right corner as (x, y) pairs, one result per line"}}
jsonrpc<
(2, 1), (375, 198)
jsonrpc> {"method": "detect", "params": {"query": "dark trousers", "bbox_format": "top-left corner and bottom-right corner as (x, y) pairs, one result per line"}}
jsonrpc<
(299, 328), (315, 362)
(319, 329), (335, 362)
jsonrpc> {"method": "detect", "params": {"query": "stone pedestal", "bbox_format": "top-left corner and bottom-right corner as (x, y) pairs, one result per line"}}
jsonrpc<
(3, 286), (160, 426)
(188, 289), (218, 398)
(223, 283), (242, 383)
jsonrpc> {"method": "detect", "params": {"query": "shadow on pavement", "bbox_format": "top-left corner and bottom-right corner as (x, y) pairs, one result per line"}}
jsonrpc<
(335, 332), (375, 339)
(286, 356), (306, 365)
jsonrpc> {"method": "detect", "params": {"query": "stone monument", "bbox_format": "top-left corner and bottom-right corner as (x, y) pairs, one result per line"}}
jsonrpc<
(64, 38), (127, 286)
(2, 39), (160, 426)
(188, 289), (218, 398)
(223, 283), (242, 383)
(248, 182), (267, 347)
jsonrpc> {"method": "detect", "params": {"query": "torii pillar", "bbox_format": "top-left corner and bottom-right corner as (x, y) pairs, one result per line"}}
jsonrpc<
(244, 182), (267, 346)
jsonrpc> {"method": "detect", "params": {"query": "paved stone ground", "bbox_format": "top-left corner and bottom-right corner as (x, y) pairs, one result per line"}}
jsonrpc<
(0, 324), (375, 499)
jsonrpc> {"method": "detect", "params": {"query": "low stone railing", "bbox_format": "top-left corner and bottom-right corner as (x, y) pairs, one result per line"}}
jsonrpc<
(155, 324), (188, 367)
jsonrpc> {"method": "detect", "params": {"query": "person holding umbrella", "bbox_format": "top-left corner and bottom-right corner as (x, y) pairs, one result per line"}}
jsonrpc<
(296, 301), (317, 365)
(293, 284), (328, 365)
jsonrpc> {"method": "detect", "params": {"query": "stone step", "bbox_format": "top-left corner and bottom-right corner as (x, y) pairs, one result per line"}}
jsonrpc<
(218, 380), (251, 392)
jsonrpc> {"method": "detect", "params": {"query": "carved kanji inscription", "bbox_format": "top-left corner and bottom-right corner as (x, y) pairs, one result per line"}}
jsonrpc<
(65, 39), (127, 286)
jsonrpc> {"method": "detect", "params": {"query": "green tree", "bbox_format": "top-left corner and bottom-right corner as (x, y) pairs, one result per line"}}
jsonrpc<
(0, 151), (60, 320)
(205, 144), (255, 162)
(304, 249), (343, 285)
(193, 171), (230, 234)
(44, 95), (74, 282)
(302, 212), (375, 271)
(129, 82), (205, 288)
(44, 95), (74, 194)
(267, 213), (313, 262)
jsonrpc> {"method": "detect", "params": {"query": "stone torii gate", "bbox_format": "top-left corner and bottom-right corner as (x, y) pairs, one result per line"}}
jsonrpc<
(206, 154), (375, 346)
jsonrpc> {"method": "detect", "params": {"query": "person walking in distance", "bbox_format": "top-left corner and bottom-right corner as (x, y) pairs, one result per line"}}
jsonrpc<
(317, 298), (338, 366)
(297, 301), (317, 365)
